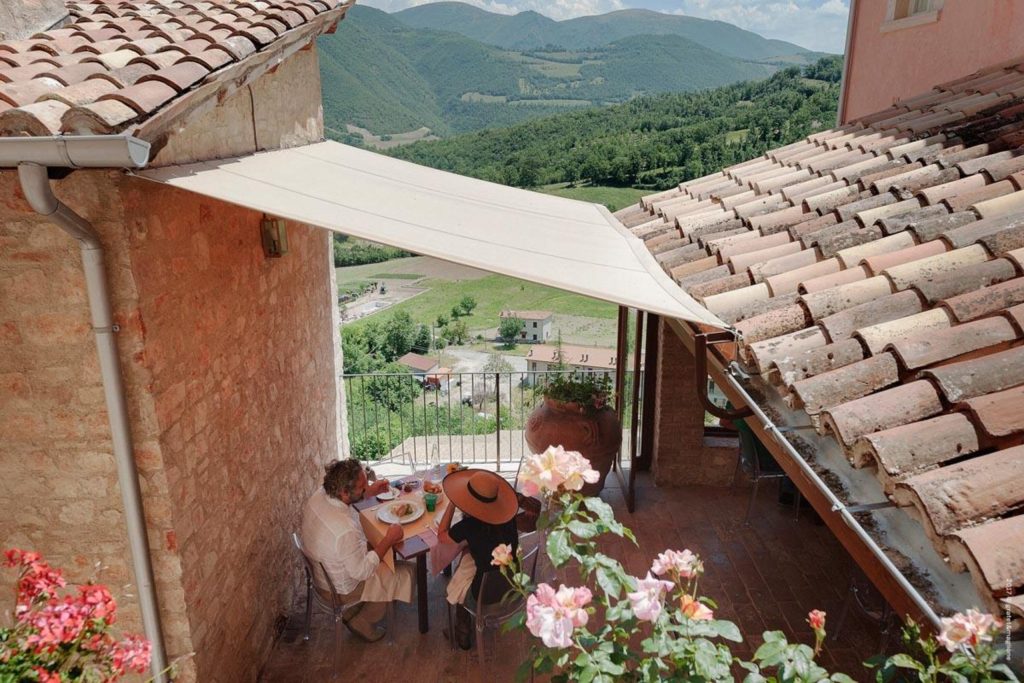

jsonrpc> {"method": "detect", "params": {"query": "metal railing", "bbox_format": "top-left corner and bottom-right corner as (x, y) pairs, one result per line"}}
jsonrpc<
(343, 370), (643, 469)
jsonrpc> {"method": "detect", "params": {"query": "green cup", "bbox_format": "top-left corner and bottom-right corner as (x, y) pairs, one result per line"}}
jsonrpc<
(424, 492), (438, 513)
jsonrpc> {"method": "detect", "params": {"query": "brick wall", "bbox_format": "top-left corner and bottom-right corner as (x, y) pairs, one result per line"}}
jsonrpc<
(0, 170), (194, 676)
(120, 178), (337, 681)
(651, 320), (739, 486)
(1, 45), (338, 682)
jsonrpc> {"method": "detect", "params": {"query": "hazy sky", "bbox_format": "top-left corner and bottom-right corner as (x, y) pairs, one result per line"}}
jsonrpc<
(360, 0), (851, 53)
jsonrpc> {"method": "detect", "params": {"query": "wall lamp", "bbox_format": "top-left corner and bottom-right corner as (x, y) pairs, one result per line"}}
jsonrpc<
(260, 214), (288, 258)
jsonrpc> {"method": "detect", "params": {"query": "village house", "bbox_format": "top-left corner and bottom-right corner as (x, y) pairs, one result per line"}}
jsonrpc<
(525, 343), (627, 380)
(499, 308), (552, 342)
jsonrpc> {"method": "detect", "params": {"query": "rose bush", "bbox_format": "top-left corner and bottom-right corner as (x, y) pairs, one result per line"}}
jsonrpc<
(498, 447), (1018, 683)
(1, 549), (152, 682)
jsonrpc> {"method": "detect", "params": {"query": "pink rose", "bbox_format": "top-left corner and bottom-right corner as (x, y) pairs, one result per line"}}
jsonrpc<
(938, 610), (999, 652)
(627, 573), (674, 623)
(491, 543), (513, 567)
(679, 594), (714, 621)
(519, 446), (599, 497)
(807, 609), (826, 631)
(525, 583), (592, 649)
(651, 549), (702, 580)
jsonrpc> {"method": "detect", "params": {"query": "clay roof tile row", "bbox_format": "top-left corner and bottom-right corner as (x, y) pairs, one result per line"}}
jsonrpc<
(0, 0), (349, 137)
(615, 55), (1024, 618)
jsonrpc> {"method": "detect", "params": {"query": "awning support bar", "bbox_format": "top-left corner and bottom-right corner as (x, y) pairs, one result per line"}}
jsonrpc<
(695, 331), (754, 420)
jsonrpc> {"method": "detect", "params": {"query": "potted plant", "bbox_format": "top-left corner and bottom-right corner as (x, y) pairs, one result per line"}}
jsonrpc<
(524, 373), (621, 495)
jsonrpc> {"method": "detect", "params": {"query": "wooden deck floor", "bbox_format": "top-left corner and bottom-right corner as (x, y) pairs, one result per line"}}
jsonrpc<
(259, 474), (889, 682)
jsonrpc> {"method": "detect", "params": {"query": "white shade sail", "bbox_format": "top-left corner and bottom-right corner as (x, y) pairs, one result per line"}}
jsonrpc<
(140, 141), (724, 327)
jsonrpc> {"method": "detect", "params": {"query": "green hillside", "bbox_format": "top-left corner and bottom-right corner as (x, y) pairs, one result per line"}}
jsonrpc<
(393, 2), (820, 62)
(318, 5), (826, 137)
(389, 56), (843, 191)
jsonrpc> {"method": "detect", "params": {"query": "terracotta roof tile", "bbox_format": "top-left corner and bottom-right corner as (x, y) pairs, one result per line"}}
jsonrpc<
(853, 413), (980, 484)
(947, 516), (1024, 610)
(616, 56), (1024, 613)
(0, 0), (349, 138)
(893, 445), (1024, 543)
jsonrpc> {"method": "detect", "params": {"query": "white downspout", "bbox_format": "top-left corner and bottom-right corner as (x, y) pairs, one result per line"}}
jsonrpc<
(17, 163), (168, 683)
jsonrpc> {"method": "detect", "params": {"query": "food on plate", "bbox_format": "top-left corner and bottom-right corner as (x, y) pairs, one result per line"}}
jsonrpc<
(391, 502), (414, 518)
(423, 480), (442, 494)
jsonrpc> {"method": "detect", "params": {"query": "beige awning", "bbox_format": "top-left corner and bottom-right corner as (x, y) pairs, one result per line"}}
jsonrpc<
(140, 141), (725, 326)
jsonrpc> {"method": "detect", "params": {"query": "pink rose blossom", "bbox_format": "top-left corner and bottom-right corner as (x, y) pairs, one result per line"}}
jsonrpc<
(679, 594), (714, 621)
(627, 573), (674, 623)
(651, 549), (702, 580)
(937, 609), (999, 652)
(807, 609), (826, 631)
(519, 446), (599, 497)
(491, 543), (513, 567)
(525, 583), (592, 649)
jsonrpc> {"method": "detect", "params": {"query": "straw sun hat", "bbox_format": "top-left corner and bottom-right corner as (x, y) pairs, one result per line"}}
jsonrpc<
(442, 469), (518, 525)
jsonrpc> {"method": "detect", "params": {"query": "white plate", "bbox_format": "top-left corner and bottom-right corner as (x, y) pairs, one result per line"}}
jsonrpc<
(376, 487), (399, 501)
(377, 499), (425, 525)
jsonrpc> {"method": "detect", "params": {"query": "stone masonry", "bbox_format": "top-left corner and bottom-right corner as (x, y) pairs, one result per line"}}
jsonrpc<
(1, 45), (339, 681)
(651, 319), (739, 486)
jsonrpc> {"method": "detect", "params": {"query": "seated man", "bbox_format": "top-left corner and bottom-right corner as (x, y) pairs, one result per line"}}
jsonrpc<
(301, 459), (414, 642)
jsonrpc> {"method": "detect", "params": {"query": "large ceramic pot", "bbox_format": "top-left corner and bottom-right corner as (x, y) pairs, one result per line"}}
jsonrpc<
(524, 398), (622, 496)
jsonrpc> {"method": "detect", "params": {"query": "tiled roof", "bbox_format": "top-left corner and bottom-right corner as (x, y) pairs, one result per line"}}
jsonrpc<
(526, 344), (623, 371)
(615, 57), (1024, 616)
(397, 352), (439, 373)
(0, 0), (349, 137)
(500, 309), (553, 320)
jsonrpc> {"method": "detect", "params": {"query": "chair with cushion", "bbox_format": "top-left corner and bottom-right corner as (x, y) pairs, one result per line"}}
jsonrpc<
(730, 416), (801, 523)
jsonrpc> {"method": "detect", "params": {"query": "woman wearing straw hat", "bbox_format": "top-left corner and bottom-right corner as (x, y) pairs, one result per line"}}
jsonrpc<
(438, 468), (519, 650)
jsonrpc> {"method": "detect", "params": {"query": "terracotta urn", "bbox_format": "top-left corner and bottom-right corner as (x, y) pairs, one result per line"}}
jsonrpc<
(524, 398), (622, 496)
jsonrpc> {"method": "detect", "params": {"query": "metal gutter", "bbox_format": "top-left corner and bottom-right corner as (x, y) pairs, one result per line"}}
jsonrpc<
(670, 319), (942, 630)
(836, 0), (858, 125)
(2, 136), (168, 682)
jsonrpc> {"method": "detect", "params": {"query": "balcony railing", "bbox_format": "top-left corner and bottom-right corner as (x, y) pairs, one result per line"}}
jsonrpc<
(343, 370), (643, 469)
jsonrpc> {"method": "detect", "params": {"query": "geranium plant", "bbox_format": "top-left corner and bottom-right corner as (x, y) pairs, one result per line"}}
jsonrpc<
(496, 446), (1018, 683)
(1, 549), (152, 682)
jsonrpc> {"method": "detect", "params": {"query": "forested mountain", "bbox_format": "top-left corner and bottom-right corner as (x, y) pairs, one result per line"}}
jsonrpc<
(389, 57), (842, 191)
(317, 5), (828, 137)
(393, 2), (819, 61)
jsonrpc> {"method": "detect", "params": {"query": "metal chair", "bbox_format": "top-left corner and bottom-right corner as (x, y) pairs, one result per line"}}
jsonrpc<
(447, 544), (540, 666)
(732, 423), (801, 523)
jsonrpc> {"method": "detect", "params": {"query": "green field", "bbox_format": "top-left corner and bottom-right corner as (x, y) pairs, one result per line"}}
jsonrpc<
(345, 274), (617, 334)
(539, 184), (646, 212)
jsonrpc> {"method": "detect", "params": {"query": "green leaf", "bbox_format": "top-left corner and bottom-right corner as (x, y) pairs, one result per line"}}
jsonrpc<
(887, 654), (925, 672)
(830, 674), (858, 683)
(596, 566), (621, 599)
(568, 520), (599, 539)
(583, 496), (615, 523)
(711, 619), (743, 643)
(546, 529), (572, 567)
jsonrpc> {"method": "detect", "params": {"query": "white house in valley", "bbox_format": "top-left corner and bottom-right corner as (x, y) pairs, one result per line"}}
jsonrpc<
(500, 309), (553, 342)
(526, 343), (641, 381)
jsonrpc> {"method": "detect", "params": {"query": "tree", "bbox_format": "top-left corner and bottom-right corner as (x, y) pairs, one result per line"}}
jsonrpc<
(498, 315), (522, 346)
(450, 305), (463, 320)
(411, 324), (431, 354)
(382, 311), (416, 361)
(483, 352), (514, 374)
(458, 295), (478, 316)
(444, 320), (469, 345)
(365, 363), (420, 411)
(436, 313), (449, 327)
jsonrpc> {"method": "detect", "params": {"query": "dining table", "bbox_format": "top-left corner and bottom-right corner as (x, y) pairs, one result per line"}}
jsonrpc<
(353, 473), (464, 634)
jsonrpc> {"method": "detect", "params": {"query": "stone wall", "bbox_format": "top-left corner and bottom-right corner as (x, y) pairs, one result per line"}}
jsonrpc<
(650, 320), (739, 487)
(0, 170), (194, 676)
(150, 46), (324, 167)
(120, 177), (337, 681)
(1, 43), (337, 681)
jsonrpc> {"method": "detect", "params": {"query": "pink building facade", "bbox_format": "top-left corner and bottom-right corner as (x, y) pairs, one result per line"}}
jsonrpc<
(841, 0), (1024, 122)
